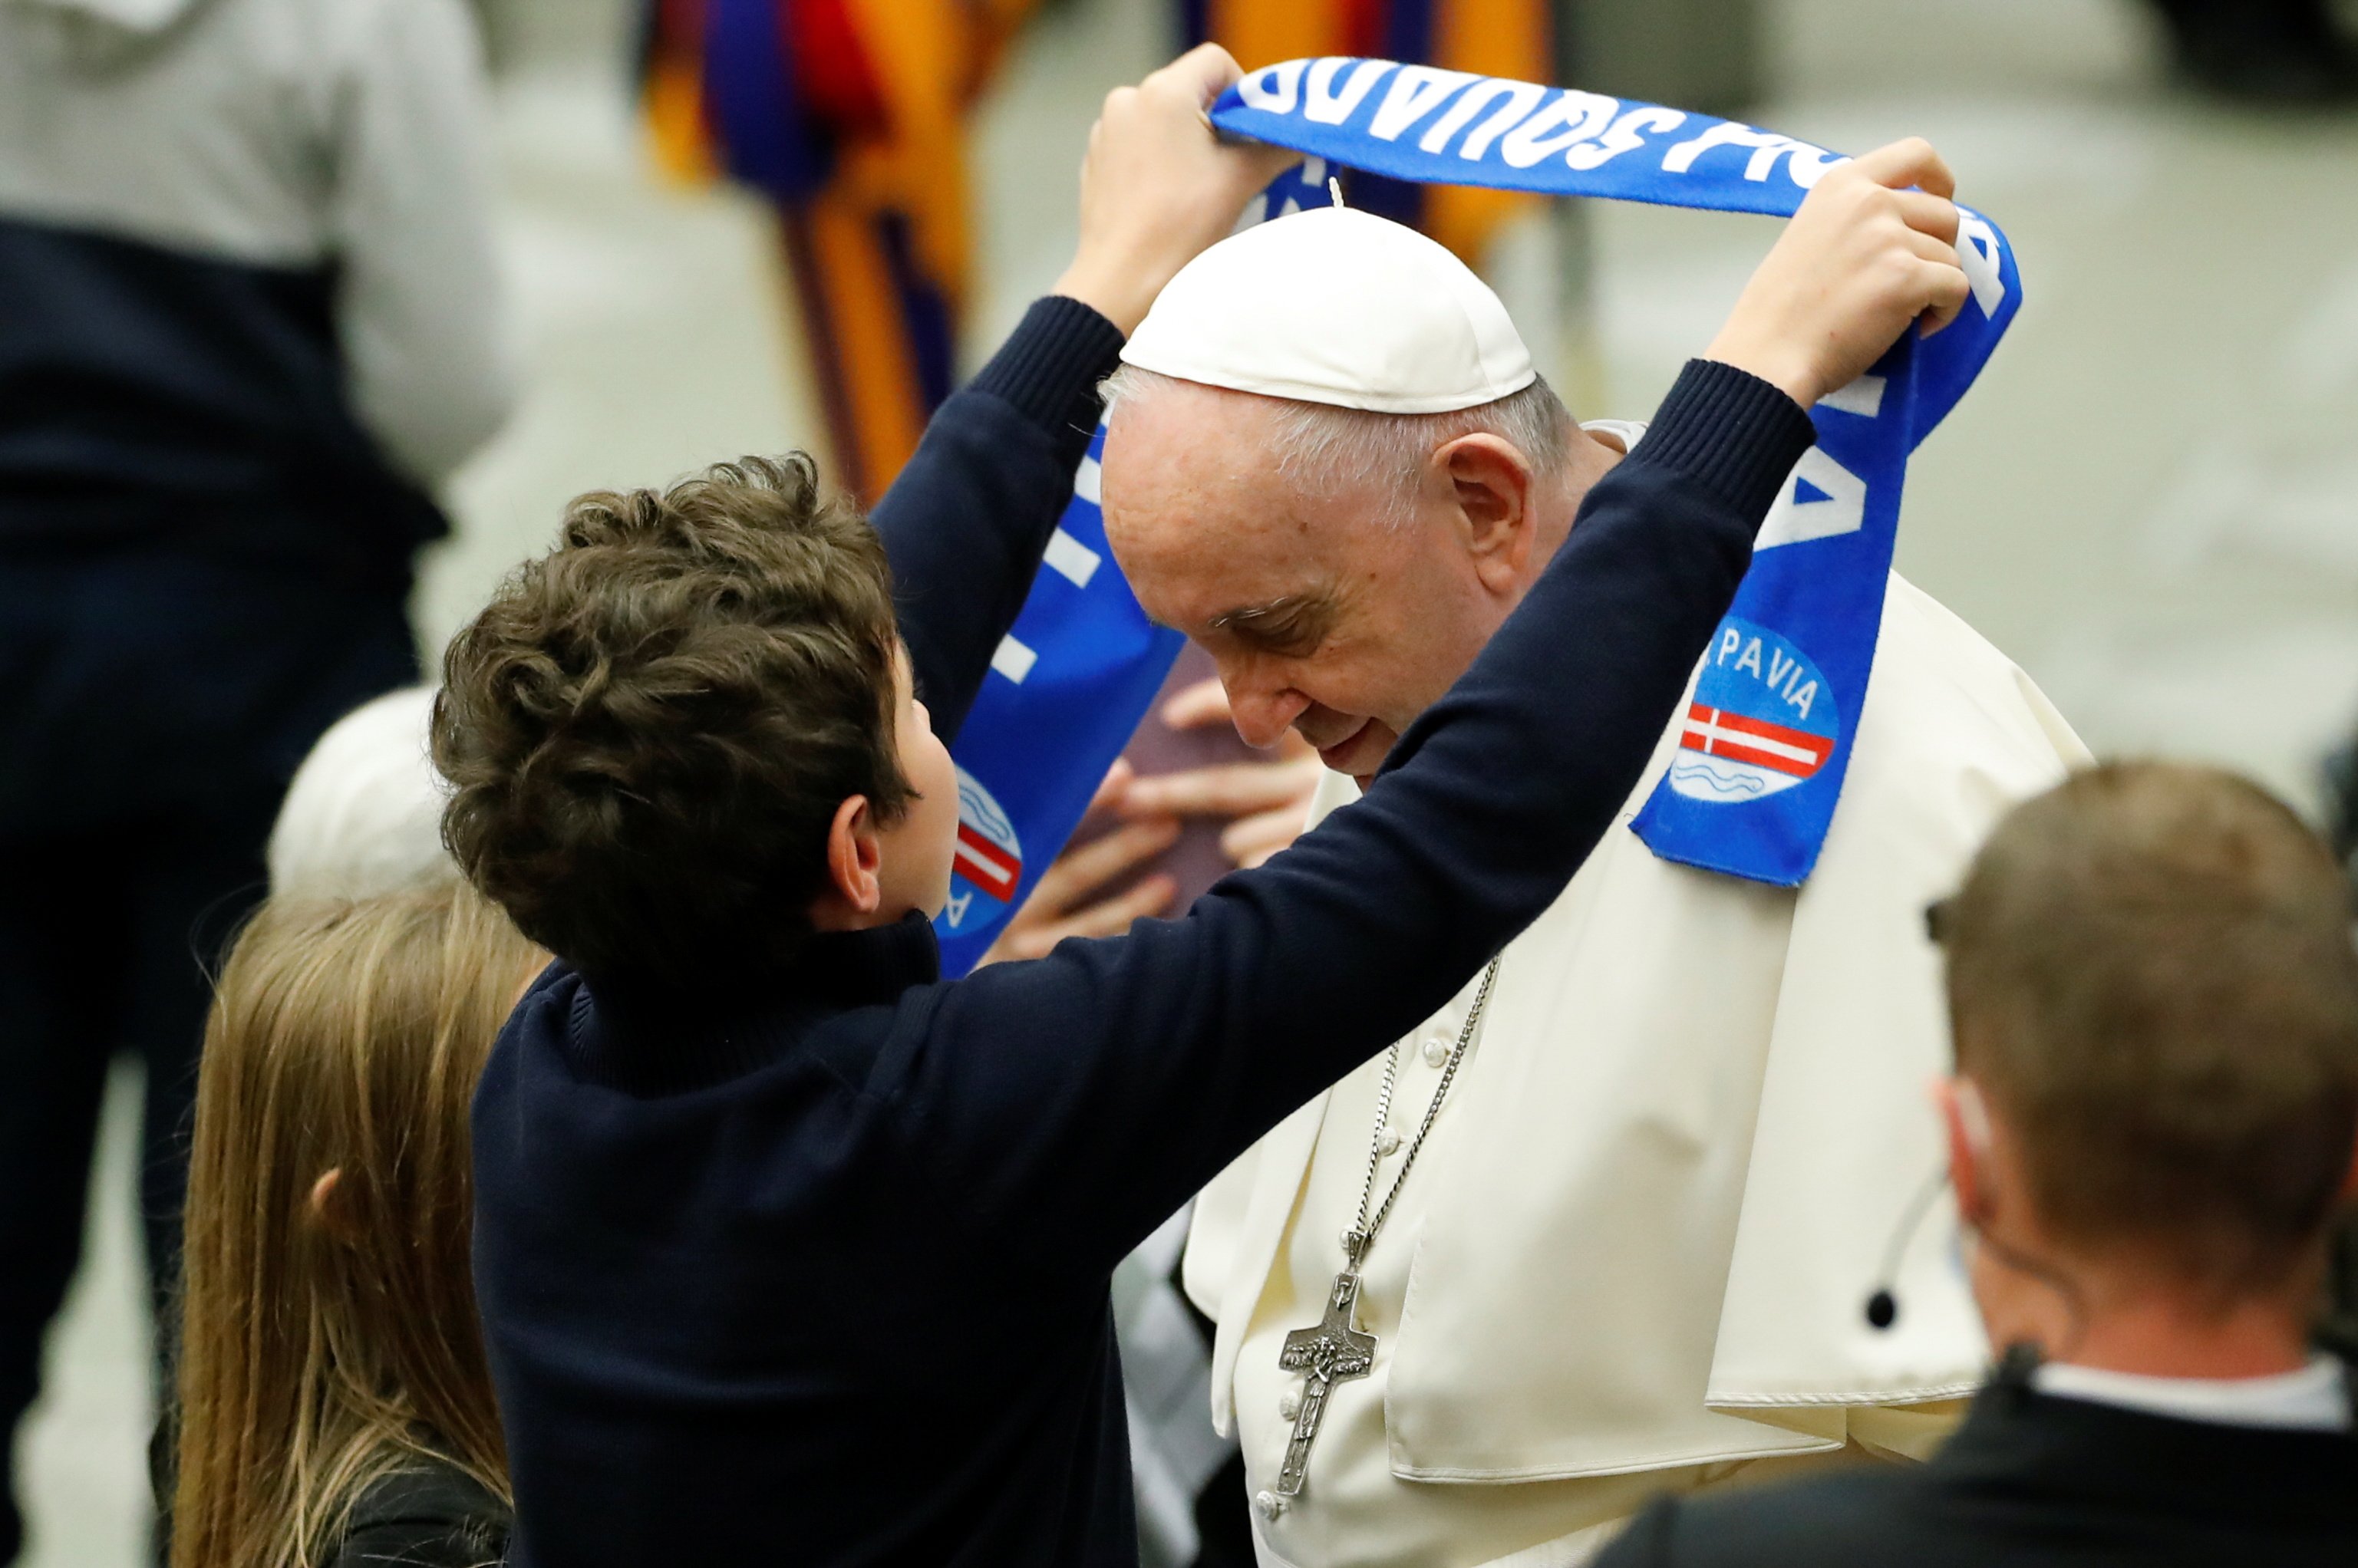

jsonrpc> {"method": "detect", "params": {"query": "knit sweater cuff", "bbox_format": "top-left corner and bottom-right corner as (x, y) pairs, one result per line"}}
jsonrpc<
(1633, 360), (1819, 525)
(968, 295), (1128, 445)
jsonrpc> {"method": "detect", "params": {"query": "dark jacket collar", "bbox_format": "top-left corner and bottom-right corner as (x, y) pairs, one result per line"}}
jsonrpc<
(1934, 1369), (2358, 1532)
(562, 913), (942, 1095)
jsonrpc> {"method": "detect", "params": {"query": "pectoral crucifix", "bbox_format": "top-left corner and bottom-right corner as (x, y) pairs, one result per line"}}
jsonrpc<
(1274, 1255), (1377, 1498)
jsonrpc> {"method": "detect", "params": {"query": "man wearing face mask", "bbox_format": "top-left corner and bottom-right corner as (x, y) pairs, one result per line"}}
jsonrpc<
(1595, 761), (2358, 1566)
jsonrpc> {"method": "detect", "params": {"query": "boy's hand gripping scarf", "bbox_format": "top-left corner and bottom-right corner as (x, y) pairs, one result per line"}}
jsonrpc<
(937, 60), (2020, 973)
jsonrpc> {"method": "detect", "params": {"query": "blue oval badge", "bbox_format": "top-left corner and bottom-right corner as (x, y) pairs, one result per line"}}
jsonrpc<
(942, 766), (1026, 936)
(1668, 618), (1841, 803)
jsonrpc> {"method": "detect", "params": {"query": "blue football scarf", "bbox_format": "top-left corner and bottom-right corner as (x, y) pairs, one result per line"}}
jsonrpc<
(937, 61), (2017, 970)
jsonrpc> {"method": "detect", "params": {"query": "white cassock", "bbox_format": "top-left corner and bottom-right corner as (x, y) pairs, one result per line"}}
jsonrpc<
(1185, 564), (2090, 1568)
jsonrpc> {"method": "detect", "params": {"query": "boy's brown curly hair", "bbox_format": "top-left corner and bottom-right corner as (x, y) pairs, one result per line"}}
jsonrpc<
(430, 454), (914, 989)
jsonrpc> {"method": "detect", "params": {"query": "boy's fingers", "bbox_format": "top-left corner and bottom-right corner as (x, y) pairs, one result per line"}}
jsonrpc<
(1851, 137), (1953, 199)
(1205, 127), (1308, 188)
(1916, 258), (1972, 336)
(1903, 229), (1963, 270)
(1150, 41), (1245, 107)
(1252, 144), (1308, 186)
(1891, 189), (1960, 245)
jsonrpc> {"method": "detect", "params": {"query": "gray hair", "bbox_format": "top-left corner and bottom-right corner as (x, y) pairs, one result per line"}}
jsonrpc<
(1100, 364), (1573, 527)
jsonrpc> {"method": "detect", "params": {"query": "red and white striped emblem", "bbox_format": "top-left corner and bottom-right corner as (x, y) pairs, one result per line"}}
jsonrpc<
(955, 822), (1023, 901)
(1677, 703), (1833, 779)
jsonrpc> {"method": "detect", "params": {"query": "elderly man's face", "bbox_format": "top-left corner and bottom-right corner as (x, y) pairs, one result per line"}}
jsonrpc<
(1102, 383), (1524, 781)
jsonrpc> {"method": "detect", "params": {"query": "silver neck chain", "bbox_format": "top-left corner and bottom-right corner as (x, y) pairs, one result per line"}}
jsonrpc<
(1339, 956), (1502, 1271)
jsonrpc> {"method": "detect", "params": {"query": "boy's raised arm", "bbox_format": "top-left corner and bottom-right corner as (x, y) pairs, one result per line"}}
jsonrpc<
(869, 47), (1295, 744)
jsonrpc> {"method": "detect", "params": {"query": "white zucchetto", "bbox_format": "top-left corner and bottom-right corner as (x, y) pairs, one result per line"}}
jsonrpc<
(1119, 205), (1536, 414)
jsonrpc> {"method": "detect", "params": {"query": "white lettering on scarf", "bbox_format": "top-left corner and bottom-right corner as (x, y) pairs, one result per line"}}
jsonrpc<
(1661, 122), (1845, 188)
(1368, 66), (1477, 142)
(1497, 90), (1621, 168)
(1567, 106), (1690, 170)
(1238, 60), (1308, 116)
(1305, 58), (1393, 125)
(1415, 78), (1547, 160)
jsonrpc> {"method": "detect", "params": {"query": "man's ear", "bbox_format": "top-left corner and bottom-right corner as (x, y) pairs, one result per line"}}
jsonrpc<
(1436, 433), (1535, 592)
(810, 795), (884, 928)
(1938, 1076), (1996, 1227)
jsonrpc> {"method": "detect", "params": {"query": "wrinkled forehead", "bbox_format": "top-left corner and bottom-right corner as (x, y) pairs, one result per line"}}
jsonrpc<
(1101, 377), (1283, 514)
(1103, 390), (1311, 625)
(1100, 381), (1375, 618)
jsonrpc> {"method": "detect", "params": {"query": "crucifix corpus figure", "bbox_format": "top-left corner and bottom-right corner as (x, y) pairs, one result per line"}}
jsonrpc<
(1275, 1253), (1376, 1501)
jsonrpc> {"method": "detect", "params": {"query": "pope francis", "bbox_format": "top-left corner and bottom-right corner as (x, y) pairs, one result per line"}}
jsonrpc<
(1094, 206), (2089, 1566)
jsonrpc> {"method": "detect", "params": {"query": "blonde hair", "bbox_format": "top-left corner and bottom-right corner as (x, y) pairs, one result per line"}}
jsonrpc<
(171, 882), (543, 1568)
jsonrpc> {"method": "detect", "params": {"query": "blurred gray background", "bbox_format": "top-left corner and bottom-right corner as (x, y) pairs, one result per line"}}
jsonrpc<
(18, 0), (2358, 1560)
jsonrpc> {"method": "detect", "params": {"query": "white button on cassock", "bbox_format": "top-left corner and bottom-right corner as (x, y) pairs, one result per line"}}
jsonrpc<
(1421, 1036), (1449, 1067)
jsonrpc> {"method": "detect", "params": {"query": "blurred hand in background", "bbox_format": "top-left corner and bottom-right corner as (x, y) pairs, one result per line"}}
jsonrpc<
(1121, 680), (1326, 872)
(978, 679), (1324, 965)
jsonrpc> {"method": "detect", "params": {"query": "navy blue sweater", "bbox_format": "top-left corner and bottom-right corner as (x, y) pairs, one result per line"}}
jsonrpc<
(470, 298), (1816, 1568)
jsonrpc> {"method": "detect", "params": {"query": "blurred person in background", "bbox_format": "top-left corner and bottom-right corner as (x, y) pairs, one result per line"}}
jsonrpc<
(641, 0), (1044, 506)
(1594, 762), (2358, 1567)
(265, 687), (457, 904)
(2147, 0), (2358, 101)
(0, 0), (512, 1555)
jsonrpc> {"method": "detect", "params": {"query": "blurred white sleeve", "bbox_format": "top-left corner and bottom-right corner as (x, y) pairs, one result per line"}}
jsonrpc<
(328, 0), (516, 488)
